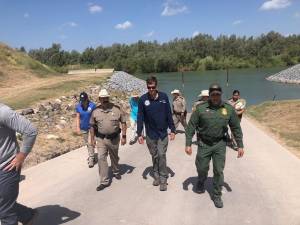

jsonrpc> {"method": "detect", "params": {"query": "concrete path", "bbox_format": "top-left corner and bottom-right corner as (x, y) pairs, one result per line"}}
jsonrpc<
(19, 118), (300, 225)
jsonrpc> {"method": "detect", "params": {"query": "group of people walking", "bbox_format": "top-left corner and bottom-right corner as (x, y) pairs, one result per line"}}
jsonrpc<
(0, 75), (246, 225)
(75, 76), (245, 207)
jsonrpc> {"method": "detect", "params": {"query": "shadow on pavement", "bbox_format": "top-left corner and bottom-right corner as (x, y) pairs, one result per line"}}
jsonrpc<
(118, 164), (135, 175)
(34, 205), (80, 225)
(182, 176), (232, 198)
(142, 166), (175, 179)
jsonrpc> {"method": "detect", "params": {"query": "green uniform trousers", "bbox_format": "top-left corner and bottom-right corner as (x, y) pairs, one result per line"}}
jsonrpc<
(196, 140), (226, 197)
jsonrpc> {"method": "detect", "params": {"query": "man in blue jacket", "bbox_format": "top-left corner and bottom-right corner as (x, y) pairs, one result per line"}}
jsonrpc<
(137, 76), (176, 191)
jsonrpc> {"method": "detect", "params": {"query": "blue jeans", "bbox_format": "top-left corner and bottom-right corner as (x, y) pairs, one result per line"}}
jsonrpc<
(0, 169), (34, 225)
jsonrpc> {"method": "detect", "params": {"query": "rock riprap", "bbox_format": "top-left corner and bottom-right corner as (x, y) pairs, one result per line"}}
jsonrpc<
(106, 71), (147, 94)
(267, 64), (300, 84)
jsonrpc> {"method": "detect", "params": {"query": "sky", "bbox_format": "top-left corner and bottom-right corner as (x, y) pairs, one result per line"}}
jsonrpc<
(0, 0), (300, 51)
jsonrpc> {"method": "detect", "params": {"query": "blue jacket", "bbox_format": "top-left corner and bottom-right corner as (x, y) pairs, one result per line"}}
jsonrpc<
(137, 91), (175, 140)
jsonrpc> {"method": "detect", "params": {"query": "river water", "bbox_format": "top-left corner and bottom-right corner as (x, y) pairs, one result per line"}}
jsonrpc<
(136, 67), (300, 110)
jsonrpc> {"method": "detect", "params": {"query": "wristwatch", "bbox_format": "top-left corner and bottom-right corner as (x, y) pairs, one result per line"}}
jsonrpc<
(122, 134), (127, 139)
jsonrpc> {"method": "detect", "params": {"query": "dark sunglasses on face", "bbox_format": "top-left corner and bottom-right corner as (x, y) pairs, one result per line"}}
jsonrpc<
(147, 86), (156, 90)
(211, 93), (221, 97)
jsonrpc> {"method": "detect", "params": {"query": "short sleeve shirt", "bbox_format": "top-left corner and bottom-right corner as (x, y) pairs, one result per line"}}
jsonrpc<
(76, 101), (96, 131)
(90, 103), (126, 135)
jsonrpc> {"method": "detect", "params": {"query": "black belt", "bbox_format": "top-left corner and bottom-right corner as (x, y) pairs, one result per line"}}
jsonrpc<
(95, 128), (121, 139)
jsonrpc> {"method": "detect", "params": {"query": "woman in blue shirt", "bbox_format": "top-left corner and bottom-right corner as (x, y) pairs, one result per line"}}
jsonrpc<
(129, 92), (140, 145)
(75, 92), (97, 168)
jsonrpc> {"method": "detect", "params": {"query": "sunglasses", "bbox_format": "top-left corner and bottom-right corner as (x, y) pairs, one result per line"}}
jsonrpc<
(210, 93), (221, 97)
(147, 86), (157, 90)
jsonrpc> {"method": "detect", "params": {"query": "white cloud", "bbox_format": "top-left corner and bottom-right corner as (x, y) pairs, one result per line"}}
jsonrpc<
(115, 21), (133, 30)
(161, 0), (188, 16)
(145, 31), (155, 37)
(232, 20), (243, 25)
(260, 0), (291, 11)
(24, 13), (29, 18)
(294, 12), (300, 18)
(59, 22), (78, 30)
(88, 3), (103, 14)
(192, 31), (199, 37)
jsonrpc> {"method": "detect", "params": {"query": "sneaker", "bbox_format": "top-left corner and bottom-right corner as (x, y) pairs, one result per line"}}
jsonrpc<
(196, 180), (205, 193)
(96, 184), (108, 191)
(114, 174), (122, 180)
(160, 183), (167, 191)
(152, 178), (160, 186)
(213, 196), (224, 208)
(24, 209), (39, 225)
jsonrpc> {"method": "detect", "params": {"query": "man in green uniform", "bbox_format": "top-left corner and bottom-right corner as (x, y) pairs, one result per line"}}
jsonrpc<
(185, 84), (244, 208)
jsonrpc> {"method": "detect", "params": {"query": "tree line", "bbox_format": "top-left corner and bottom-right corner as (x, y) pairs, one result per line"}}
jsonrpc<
(26, 31), (300, 74)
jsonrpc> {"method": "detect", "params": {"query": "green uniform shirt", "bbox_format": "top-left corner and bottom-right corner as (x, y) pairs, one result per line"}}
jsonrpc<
(185, 101), (244, 148)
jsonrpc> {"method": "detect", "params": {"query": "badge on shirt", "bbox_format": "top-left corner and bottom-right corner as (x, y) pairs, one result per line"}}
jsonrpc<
(145, 100), (150, 106)
(222, 108), (228, 116)
(87, 107), (92, 112)
(159, 100), (167, 104)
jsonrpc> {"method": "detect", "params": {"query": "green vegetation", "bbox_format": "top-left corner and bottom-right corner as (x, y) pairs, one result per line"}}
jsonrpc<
(0, 43), (56, 77)
(247, 100), (300, 154)
(27, 31), (300, 74)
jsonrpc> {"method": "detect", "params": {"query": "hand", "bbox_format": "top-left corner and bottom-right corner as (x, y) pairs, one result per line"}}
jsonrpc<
(237, 148), (244, 158)
(138, 136), (144, 144)
(4, 152), (27, 171)
(121, 137), (126, 146)
(169, 132), (175, 141)
(185, 146), (192, 155)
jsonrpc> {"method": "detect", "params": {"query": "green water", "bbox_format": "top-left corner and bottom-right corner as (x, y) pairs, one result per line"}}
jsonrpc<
(136, 68), (300, 111)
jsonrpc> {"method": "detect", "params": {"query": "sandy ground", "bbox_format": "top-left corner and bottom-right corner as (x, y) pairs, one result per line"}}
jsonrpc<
(18, 118), (300, 225)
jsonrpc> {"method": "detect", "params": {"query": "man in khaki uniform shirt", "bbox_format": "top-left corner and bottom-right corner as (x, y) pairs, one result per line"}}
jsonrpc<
(90, 89), (127, 191)
(171, 89), (187, 130)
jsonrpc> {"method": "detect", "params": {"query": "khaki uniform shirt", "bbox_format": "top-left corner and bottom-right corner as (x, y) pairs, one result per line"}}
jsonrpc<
(172, 96), (186, 114)
(90, 103), (126, 135)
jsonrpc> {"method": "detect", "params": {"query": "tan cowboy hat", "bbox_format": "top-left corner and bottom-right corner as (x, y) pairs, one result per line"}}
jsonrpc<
(98, 89), (110, 98)
(198, 90), (209, 97)
(171, 89), (181, 95)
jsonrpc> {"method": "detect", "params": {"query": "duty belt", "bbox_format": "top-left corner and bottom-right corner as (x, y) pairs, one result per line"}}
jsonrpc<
(95, 128), (121, 139)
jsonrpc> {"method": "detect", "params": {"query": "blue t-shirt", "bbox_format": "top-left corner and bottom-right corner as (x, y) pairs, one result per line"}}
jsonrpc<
(129, 97), (139, 121)
(76, 101), (96, 131)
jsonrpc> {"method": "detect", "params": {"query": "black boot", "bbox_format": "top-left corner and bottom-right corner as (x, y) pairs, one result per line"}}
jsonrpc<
(213, 196), (224, 208)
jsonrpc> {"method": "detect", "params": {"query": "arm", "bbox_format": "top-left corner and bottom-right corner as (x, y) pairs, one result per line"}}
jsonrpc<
(120, 110), (127, 145)
(89, 111), (96, 147)
(182, 98), (186, 113)
(185, 110), (199, 147)
(166, 96), (176, 134)
(236, 108), (245, 115)
(1, 107), (38, 154)
(137, 98), (144, 137)
(228, 109), (244, 148)
(76, 113), (81, 134)
(1, 106), (38, 170)
(184, 110), (200, 155)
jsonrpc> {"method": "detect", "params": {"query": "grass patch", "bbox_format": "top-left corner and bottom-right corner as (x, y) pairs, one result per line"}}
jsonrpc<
(2, 77), (106, 109)
(247, 100), (300, 153)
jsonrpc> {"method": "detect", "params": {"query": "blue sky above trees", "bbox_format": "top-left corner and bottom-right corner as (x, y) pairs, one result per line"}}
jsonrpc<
(0, 0), (300, 51)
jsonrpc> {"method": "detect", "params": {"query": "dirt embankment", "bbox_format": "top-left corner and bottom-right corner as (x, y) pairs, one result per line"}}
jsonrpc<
(247, 100), (300, 158)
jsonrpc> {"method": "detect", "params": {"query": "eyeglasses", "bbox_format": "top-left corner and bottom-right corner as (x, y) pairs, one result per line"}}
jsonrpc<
(147, 86), (156, 90)
(210, 93), (221, 97)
